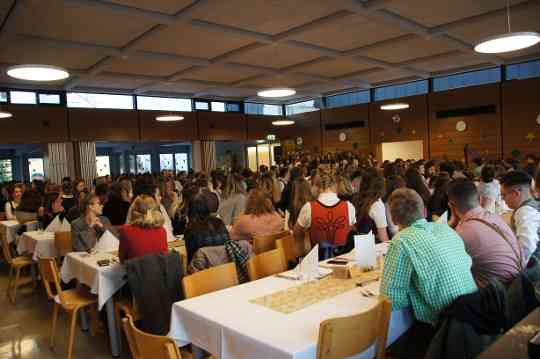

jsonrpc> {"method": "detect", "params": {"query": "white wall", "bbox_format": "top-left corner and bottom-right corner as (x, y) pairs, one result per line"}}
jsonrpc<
(382, 140), (424, 162)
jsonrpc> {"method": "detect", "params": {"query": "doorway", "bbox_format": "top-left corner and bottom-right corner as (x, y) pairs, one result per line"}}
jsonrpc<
(381, 140), (424, 162)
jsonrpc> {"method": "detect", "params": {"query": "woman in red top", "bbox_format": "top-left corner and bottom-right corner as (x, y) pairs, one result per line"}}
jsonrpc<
(119, 195), (168, 263)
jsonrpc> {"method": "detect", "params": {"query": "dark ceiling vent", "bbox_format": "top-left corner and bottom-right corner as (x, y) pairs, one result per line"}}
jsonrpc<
(436, 105), (496, 119)
(325, 120), (366, 131)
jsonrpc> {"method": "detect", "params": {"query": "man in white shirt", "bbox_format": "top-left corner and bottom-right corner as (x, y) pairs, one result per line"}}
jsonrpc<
(500, 171), (540, 264)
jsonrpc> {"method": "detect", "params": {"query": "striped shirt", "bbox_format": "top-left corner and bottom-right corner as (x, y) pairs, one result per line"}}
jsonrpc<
(381, 219), (477, 324)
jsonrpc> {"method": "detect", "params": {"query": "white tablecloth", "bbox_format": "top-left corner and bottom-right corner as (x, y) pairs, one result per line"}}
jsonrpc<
(0, 220), (38, 244)
(60, 252), (127, 310)
(17, 231), (56, 260)
(169, 258), (413, 359)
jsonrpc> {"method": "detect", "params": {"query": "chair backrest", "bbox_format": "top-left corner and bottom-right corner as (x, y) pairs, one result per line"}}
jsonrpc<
(276, 234), (298, 264)
(38, 257), (64, 302)
(182, 262), (238, 299)
(253, 230), (290, 254)
(122, 315), (182, 359)
(0, 229), (13, 264)
(316, 297), (392, 359)
(247, 247), (288, 281)
(54, 231), (73, 258)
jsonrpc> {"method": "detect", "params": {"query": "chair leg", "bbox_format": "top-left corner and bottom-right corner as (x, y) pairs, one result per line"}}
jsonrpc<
(87, 305), (98, 337)
(66, 309), (79, 359)
(6, 266), (14, 301)
(12, 267), (21, 304)
(50, 303), (59, 349)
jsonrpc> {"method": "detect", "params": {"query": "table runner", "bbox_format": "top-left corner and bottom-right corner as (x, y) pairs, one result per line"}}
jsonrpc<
(250, 270), (381, 314)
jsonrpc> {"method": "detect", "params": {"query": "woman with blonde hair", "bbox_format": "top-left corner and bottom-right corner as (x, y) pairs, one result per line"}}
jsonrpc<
(119, 195), (168, 262)
(256, 172), (281, 205)
(289, 178), (314, 229)
(217, 173), (247, 226)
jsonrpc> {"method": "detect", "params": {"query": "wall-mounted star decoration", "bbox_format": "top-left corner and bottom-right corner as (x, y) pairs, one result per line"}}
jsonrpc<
(526, 132), (536, 142)
(411, 130), (416, 135)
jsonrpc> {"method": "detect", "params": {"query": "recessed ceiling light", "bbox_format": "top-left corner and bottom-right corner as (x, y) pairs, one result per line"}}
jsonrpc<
(380, 103), (410, 111)
(272, 120), (295, 126)
(156, 115), (184, 122)
(7, 64), (70, 82)
(0, 110), (13, 119)
(258, 88), (296, 98)
(475, 0), (540, 54)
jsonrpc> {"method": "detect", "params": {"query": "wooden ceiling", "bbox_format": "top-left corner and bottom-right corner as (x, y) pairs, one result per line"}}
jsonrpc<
(0, 0), (539, 103)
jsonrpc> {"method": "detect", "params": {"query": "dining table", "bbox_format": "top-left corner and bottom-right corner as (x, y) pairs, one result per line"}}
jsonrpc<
(0, 220), (38, 245)
(17, 230), (56, 260)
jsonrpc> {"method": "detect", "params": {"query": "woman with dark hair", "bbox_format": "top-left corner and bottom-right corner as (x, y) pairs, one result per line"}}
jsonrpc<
(15, 190), (42, 225)
(353, 173), (389, 242)
(427, 172), (451, 219)
(74, 179), (88, 203)
(102, 181), (132, 225)
(40, 192), (66, 229)
(405, 167), (431, 205)
(289, 178), (314, 230)
(183, 193), (229, 263)
(230, 189), (284, 243)
(5, 183), (24, 220)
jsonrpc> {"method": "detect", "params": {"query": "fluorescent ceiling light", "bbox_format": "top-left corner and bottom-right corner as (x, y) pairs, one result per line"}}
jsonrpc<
(0, 110), (12, 119)
(380, 103), (410, 111)
(7, 64), (70, 82)
(156, 115), (184, 122)
(258, 88), (296, 98)
(272, 120), (295, 126)
(475, 32), (540, 53)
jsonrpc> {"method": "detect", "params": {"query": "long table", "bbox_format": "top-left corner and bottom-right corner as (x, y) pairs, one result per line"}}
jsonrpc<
(169, 248), (413, 359)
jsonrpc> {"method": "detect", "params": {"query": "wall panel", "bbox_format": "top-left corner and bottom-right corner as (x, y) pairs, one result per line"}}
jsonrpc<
(277, 111), (322, 154)
(321, 104), (370, 154)
(69, 108), (139, 141)
(197, 112), (247, 141)
(0, 105), (69, 143)
(139, 111), (197, 141)
(246, 115), (283, 141)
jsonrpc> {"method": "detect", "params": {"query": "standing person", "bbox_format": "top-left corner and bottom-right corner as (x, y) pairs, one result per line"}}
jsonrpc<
(500, 171), (540, 265)
(71, 194), (116, 252)
(477, 165), (503, 214)
(5, 183), (24, 220)
(217, 173), (247, 226)
(294, 172), (356, 259)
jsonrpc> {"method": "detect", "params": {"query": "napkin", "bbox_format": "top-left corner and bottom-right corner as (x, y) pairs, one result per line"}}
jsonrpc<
(94, 230), (119, 253)
(436, 211), (448, 224)
(45, 216), (71, 232)
(354, 232), (377, 268)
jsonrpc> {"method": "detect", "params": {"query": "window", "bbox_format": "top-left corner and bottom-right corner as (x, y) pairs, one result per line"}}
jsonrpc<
(10, 91), (37, 104)
(0, 159), (13, 182)
(174, 153), (188, 172)
(285, 99), (322, 116)
(119, 155), (125, 175)
(432, 68), (501, 92)
(506, 60), (540, 81)
(226, 103), (241, 112)
(136, 154), (152, 174)
(38, 93), (61, 105)
(160, 154), (174, 171)
(326, 90), (370, 108)
(128, 155), (136, 174)
(194, 101), (209, 111)
(373, 80), (428, 101)
(0, 91), (7, 103)
(136, 96), (192, 111)
(96, 156), (111, 177)
(67, 92), (134, 109)
(211, 101), (225, 112)
(245, 103), (283, 116)
(28, 158), (44, 179)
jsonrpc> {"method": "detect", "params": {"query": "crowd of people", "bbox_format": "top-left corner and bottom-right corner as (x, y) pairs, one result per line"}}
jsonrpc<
(2, 151), (540, 351)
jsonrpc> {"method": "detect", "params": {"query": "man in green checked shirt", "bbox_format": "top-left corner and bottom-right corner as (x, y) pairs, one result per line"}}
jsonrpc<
(381, 188), (477, 355)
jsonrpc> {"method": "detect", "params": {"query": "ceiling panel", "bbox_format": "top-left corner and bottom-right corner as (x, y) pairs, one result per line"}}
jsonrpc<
(14, 1), (156, 47)
(361, 36), (455, 63)
(181, 64), (262, 83)
(77, 75), (150, 90)
(191, 0), (338, 35)
(408, 52), (486, 73)
(291, 12), (406, 51)
(353, 68), (414, 84)
(106, 56), (191, 77)
(297, 58), (375, 77)
(0, 0), (14, 25)
(226, 44), (321, 69)
(138, 22), (254, 59)
(243, 74), (313, 89)
(197, 87), (255, 99)
(384, 0), (528, 27)
(107, 0), (193, 15)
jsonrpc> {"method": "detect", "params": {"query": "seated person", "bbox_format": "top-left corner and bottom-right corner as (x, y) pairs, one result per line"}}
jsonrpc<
(184, 193), (229, 263)
(447, 179), (522, 287)
(381, 188), (477, 326)
(5, 183), (24, 220)
(230, 189), (284, 243)
(71, 194), (116, 252)
(14, 190), (42, 225)
(103, 182), (132, 225)
(40, 191), (66, 229)
(119, 195), (168, 263)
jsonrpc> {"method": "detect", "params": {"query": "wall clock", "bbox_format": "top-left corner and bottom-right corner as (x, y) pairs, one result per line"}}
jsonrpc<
(456, 121), (467, 132)
(536, 113), (540, 125)
(339, 132), (347, 142)
(296, 137), (303, 146)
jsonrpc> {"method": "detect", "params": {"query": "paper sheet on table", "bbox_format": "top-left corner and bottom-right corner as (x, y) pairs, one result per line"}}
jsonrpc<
(355, 232), (376, 268)
(45, 216), (71, 232)
(436, 211), (448, 224)
(94, 230), (119, 253)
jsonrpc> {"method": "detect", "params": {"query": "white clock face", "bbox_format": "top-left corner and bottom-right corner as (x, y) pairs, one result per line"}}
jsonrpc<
(536, 113), (540, 125)
(339, 132), (347, 142)
(456, 121), (467, 132)
(296, 137), (303, 145)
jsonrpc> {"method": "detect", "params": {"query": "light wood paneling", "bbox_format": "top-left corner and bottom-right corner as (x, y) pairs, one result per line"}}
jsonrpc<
(246, 115), (283, 141)
(0, 105), (69, 143)
(321, 104), (370, 154)
(429, 84), (501, 161)
(68, 108), (140, 141)
(139, 110), (197, 141)
(197, 111), (247, 141)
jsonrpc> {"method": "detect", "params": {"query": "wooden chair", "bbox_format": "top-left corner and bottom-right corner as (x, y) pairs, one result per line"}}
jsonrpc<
(1, 229), (36, 303)
(122, 314), (182, 359)
(316, 297), (392, 359)
(252, 230), (290, 254)
(54, 231), (73, 259)
(276, 234), (299, 265)
(182, 262), (238, 299)
(38, 257), (98, 359)
(247, 247), (288, 281)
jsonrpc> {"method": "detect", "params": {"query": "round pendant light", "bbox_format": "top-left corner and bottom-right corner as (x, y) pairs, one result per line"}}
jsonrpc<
(272, 120), (295, 126)
(380, 103), (410, 111)
(475, 1), (540, 54)
(0, 110), (13, 119)
(156, 115), (184, 122)
(257, 88), (296, 98)
(7, 64), (70, 82)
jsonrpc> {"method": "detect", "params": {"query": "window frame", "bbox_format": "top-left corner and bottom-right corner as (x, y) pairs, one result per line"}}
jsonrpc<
(135, 95), (193, 112)
(194, 100), (211, 111)
(66, 92), (135, 110)
(9, 90), (38, 105)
